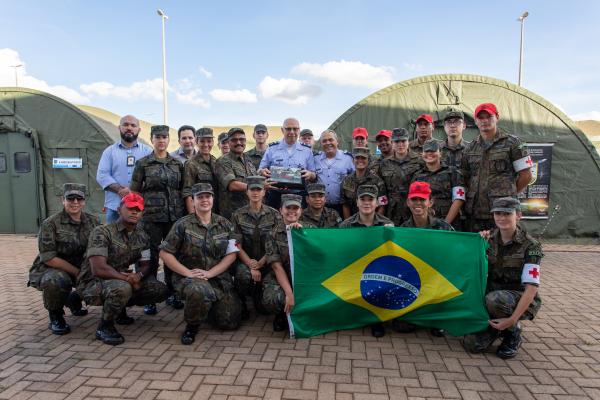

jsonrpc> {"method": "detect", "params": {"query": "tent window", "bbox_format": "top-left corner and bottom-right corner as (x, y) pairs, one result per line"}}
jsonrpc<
(14, 152), (31, 173)
(0, 153), (6, 173)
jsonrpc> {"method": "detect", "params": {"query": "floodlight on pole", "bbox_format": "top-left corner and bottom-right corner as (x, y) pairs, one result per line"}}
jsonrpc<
(10, 64), (23, 87)
(517, 11), (529, 86)
(157, 9), (169, 125)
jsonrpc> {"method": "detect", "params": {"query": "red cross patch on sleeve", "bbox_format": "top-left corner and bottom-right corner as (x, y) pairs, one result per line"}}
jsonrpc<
(226, 239), (240, 255)
(378, 195), (389, 206)
(452, 186), (466, 201)
(513, 155), (533, 172)
(521, 263), (541, 285)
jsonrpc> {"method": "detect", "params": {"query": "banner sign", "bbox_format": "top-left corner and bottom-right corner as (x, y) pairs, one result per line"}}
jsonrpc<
(519, 143), (553, 219)
(52, 157), (83, 169)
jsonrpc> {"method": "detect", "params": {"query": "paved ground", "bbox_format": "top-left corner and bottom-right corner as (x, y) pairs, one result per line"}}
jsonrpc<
(1, 235), (599, 400)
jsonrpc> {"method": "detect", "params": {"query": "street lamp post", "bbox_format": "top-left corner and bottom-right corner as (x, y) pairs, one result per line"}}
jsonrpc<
(517, 11), (529, 86)
(10, 64), (23, 87)
(157, 9), (169, 125)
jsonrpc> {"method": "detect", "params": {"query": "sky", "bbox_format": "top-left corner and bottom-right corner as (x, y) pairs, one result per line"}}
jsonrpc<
(2, 1), (599, 135)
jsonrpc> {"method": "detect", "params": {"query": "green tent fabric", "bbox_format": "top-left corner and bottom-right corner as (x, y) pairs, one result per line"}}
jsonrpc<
(328, 74), (600, 239)
(0, 87), (120, 231)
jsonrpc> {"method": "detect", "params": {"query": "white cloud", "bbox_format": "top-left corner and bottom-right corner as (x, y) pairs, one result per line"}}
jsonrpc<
(175, 89), (210, 108)
(198, 66), (213, 79)
(258, 76), (321, 105)
(0, 48), (89, 104)
(210, 89), (257, 104)
(402, 62), (423, 71)
(571, 111), (600, 121)
(291, 60), (395, 89)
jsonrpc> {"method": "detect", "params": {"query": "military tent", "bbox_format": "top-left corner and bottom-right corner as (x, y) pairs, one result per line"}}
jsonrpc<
(0, 87), (120, 233)
(329, 74), (600, 239)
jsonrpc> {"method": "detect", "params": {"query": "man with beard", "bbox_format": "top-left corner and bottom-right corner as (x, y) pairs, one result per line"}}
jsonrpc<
(97, 115), (153, 223)
(170, 125), (197, 164)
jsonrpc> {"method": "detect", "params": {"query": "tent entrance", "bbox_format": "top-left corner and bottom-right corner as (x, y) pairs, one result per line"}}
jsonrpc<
(0, 131), (40, 233)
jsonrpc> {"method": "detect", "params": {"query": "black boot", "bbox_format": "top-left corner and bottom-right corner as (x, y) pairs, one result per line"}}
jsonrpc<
(240, 295), (250, 320)
(272, 313), (288, 332)
(144, 303), (157, 315)
(181, 324), (199, 345)
(115, 308), (135, 325)
(166, 294), (184, 310)
(430, 328), (445, 337)
(392, 320), (416, 333)
(48, 310), (70, 335)
(95, 320), (124, 345)
(370, 323), (385, 338)
(66, 291), (88, 316)
(496, 324), (523, 359)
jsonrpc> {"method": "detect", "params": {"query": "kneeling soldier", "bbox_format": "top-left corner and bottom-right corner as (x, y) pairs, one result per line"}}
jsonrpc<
(29, 183), (100, 335)
(462, 197), (543, 358)
(78, 192), (168, 345)
(300, 183), (342, 227)
(159, 183), (242, 345)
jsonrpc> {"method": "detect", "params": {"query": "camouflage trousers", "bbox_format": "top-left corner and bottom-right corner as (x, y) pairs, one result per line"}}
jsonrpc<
(463, 290), (542, 353)
(231, 261), (261, 297)
(261, 271), (285, 315)
(172, 273), (241, 329)
(141, 220), (175, 292)
(30, 268), (75, 311)
(80, 277), (168, 321)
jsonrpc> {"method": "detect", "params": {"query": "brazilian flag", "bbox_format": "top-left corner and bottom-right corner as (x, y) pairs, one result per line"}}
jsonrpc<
(287, 226), (489, 338)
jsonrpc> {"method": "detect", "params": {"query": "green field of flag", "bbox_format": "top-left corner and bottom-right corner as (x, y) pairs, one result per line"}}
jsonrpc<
(287, 226), (490, 338)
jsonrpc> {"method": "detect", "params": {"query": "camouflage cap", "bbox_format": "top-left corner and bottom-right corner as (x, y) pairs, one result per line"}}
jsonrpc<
(491, 197), (520, 213)
(392, 128), (409, 141)
(151, 125), (170, 136)
(352, 147), (370, 158)
(254, 123), (268, 133)
(191, 183), (214, 196)
(299, 128), (313, 137)
(196, 127), (214, 138)
(423, 140), (440, 152)
(63, 183), (86, 198)
(228, 127), (245, 138)
(443, 110), (464, 121)
(218, 132), (229, 144)
(357, 184), (378, 198)
(246, 175), (266, 189)
(281, 194), (302, 208)
(306, 183), (326, 194)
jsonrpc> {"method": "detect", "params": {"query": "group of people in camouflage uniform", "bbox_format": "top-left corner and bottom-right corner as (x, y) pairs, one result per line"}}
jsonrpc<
(28, 102), (542, 359)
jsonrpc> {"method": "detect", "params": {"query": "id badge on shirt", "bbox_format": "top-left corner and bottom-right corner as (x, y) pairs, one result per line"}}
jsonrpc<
(127, 155), (135, 167)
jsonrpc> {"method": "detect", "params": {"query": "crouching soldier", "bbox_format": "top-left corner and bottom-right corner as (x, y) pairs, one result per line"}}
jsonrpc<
(77, 192), (168, 345)
(28, 183), (100, 335)
(462, 197), (543, 358)
(159, 183), (242, 345)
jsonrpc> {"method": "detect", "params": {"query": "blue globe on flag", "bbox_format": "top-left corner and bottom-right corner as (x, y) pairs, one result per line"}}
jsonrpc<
(360, 256), (421, 310)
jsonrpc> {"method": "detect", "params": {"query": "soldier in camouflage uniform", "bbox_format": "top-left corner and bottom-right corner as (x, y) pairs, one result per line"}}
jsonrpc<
(394, 181), (453, 336)
(339, 185), (393, 338)
(410, 114), (442, 154)
(441, 110), (469, 169)
(463, 197), (543, 359)
(231, 176), (283, 318)
(368, 130), (394, 176)
(262, 194), (314, 333)
(130, 125), (185, 313)
(183, 127), (219, 214)
(78, 193), (168, 345)
(217, 132), (230, 156)
(341, 147), (387, 219)
(461, 103), (533, 232)
(300, 183), (342, 227)
(215, 127), (257, 219)
(245, 124), (269, 170)
(28, 183), (100, 335)
(159, 183), (242, 345)
(375, 129), (421, 225)
(411, 140), (466, 230)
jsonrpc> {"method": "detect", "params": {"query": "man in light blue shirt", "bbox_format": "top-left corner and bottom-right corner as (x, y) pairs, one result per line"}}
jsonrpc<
(258, 117), (316, 209)
(314, 129), (355, 216)
(96, 115), (153, 223)
(170, 125), (197, 164)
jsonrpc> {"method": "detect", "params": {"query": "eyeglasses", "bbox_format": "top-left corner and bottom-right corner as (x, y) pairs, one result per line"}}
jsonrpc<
(444, 118), (463, 126)
(284, 127), (300, 132)
(229, 137), (246, 143)
(66, 197), (84, 202)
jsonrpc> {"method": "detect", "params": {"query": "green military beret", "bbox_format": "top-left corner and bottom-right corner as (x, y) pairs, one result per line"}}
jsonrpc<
(151, 125), (170, 136)
(63, 183), (86, 198)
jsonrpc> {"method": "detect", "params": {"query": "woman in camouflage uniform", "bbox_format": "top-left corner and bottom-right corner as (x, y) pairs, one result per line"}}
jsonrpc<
(28, 183), (100, 335)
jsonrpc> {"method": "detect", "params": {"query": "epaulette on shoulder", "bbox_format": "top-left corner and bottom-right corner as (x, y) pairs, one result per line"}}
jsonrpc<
(300, 142), (311, 149)
(342, 150), (352, 157)
(268, 141), (280, 147)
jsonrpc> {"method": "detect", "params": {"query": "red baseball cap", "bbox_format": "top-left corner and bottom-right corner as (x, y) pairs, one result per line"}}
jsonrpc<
(474, 103), (499, 118)
(415, 114), (433, 124)
(121, 192), (145, 211)
(408, 181), (431, 200)
(352, 127), (369, 139)
(375, 129), (392, 139)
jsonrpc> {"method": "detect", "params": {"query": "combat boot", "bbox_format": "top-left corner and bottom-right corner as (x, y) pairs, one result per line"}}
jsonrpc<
(95, 320), (124, 345)
(392, 320), (416, 333)
(66, 291), (88, 316)
(181, 324), (199, 345)
(48, 310), (70, 335)
(166, 293), (184, 310)
(239, 295), (250, 320)
(370, 323), (385, 338)
(115, 308), (135, 325)
(496, 324), (523, 359)
(272, 313), (288, 332)
(144, 303), (157, 315)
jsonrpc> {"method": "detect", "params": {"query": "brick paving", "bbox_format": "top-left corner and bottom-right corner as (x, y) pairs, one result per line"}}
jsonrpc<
(0, 234), (599, 400)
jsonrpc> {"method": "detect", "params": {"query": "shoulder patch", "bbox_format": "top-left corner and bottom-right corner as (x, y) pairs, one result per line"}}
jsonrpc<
(300, 142), (311, 148)
(268, 141), (280, 147)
